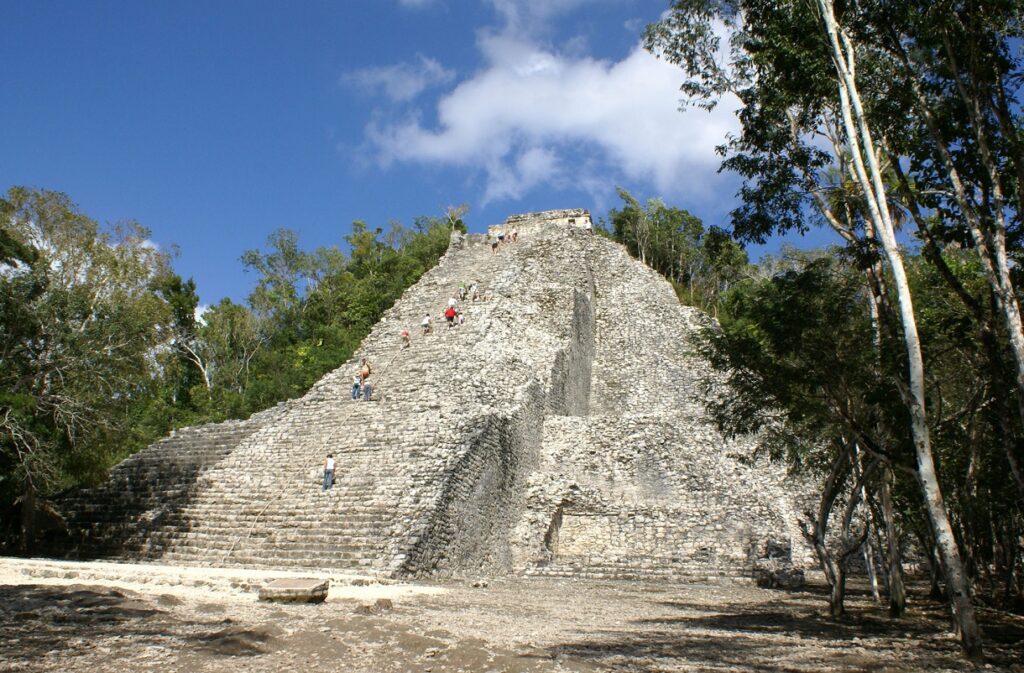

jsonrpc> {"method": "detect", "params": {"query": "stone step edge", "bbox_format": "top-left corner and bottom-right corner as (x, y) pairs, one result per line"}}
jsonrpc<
(523, 567), (758, 586)
(0, 556), (391, 595)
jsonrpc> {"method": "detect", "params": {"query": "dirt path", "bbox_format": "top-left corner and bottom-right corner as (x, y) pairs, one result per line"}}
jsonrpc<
(1, 565), (1021, 673)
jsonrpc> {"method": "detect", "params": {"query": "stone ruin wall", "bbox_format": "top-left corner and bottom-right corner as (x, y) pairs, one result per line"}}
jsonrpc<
(51, 210), (811, 580)
(487, 208), (593, 239)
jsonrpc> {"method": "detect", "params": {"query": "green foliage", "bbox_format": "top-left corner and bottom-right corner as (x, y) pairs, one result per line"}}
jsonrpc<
(648, 0), (1024, 619)
(0, 188), (175, 546)
(705, 256), (895, 464)
(140, 214), (451, 428)
(604, 188), (750, 314)
(0, 187), (454, 548)
(704, 247), (1024, 605)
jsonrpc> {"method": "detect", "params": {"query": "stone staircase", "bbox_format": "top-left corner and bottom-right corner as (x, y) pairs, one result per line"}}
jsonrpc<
(50, 412), (283, 559)
(48, 210), (810, 582)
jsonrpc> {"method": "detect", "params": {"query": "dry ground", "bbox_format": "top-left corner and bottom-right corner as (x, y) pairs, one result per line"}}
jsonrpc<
(0, 566), (1021, 673)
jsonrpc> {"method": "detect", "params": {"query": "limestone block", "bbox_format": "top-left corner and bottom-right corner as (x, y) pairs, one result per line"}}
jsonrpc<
(258, 578), (329, 603)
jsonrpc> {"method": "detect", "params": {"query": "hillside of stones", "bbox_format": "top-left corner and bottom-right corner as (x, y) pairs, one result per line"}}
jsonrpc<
(50, 210), (807, 580)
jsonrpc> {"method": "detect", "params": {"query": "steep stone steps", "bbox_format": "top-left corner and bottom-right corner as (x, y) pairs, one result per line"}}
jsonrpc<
(51, 226), (582, 575)
(47, 414), (287, 559)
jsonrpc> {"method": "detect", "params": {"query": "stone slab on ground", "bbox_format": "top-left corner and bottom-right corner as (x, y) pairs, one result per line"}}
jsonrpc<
(259, 578), (329, 603)
(0, 557), (385, 595)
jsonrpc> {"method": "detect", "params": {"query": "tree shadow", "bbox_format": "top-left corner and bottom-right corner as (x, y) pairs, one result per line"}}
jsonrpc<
(0, 584), (168, 665)
(0, 583), (279, 665)
(547, 596), (1024, 673)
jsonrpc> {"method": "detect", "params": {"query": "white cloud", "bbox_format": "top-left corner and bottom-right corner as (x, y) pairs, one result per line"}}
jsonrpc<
(344, 55), (456, 103)
(623, 17), (646, 34)
(364, 33), (740, 206)
(486, 0), (610, 33)
(397, 0), (435, 8)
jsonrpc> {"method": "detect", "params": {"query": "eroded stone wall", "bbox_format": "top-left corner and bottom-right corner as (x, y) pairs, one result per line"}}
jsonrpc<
(514, 417), (807, 578)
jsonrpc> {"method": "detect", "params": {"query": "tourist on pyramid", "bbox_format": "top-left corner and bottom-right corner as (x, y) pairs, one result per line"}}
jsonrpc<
(444, 304), (457, 329)
(322, 454), (335, 491)
(511, 228), (518, 242)
(458, 281), (467, 301)
(360, 358), (372, 401)
(351, 372), (362, 400)
(399, 328), (411, 349)
(422, 313), (432, 334)
(447, 295), (457, 308)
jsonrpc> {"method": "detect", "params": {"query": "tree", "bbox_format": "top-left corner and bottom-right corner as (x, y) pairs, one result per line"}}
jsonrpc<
(445, 204), (469, 233)
(646, 1), (985, 654)
(863, 2), (1024, 498)
(0, 188), (173, 549)
(697, 226), (749, 315)
(606, 189), (749, 314)
(151, 272), (204, 401)
(241, 228), (312, 338)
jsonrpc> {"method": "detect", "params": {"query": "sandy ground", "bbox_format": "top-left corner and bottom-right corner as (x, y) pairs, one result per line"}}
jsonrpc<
(1, 561), (1021, 673)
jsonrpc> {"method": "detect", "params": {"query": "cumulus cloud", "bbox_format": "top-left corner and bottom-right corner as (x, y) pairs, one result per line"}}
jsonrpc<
(352, 0), (739, 208)
(344, 55), (456, 102)
(364, 32), (739, 205)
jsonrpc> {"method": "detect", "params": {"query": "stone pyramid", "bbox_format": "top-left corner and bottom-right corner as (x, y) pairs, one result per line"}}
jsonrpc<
(51, 209), (809, 580)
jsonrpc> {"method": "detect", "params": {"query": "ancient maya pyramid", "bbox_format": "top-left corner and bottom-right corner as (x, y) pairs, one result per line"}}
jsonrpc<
(52, 209), (809, 580)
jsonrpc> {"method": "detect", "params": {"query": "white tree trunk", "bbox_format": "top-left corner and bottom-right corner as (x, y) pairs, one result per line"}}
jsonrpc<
(898, 36), (1024, 484)
(815, 0), (983, 658)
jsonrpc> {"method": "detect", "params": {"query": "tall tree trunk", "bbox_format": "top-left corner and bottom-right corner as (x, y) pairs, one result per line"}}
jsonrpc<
(816, 0), (983, 657)
(854, 445), (881, 602)
(939, 36), (1024, 422)
(896, 165), (1024, 500)
(863, 534), (881, 602)
(892, 31), (1024, 480)
(19, 477), (36, 554)
(831, 565), (848, 618)
(922, 532), (945, 601)
(800, 446), (849, 618)
(880, 465), (907, 617)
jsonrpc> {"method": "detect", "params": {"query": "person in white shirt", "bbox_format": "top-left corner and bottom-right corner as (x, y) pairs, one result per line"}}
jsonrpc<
(322, 454), (335, 491)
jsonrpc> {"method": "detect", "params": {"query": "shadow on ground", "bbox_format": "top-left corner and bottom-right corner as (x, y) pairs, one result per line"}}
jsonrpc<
(0, 584), (277, 667)
(547, 594), (1024, 673)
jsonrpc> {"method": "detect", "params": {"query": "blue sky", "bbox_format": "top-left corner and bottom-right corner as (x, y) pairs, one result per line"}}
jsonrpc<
(1, 0), (836, 304)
